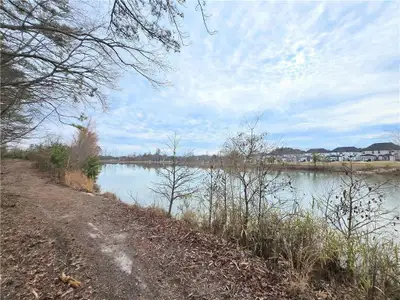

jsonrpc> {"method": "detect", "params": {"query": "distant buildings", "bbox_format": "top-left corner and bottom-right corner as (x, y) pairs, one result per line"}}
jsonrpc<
(101, 142), (400, 164)
(361, 143), (400, 162)
(330, 147), (361, 161)
(306, 148), (331, 161)
(269, 142), (400, 162)
(268, 147), (305, 163)
(359, 154), (376, 162)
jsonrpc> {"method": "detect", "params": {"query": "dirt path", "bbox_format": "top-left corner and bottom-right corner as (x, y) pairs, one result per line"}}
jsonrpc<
(1, 160), (289, 300)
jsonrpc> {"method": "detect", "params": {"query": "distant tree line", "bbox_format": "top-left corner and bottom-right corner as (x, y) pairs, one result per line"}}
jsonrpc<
(100, 151), (227, 164)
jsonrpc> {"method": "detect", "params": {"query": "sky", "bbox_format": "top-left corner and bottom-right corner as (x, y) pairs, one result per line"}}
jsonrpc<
(39, 1), (400, 155)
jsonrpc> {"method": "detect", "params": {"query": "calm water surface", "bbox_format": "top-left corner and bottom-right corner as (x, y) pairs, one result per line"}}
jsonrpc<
(98, 164), (400, 214)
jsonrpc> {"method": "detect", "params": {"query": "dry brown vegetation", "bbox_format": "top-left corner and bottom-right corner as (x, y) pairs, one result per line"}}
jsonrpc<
(147, 128), (400, 300)
(64, 170), (95, 192)
(9, 124), (103, 193)
(101, 192), (121, 202)
(192, 165), (400, 300)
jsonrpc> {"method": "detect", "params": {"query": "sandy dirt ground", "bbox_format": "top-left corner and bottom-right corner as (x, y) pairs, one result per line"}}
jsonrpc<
(1, 160), (289, 300)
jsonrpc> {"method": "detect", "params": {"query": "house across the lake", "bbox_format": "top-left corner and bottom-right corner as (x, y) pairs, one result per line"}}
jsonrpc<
(330, 146), (361, 161)
(360, 154), (377, 162)
(362, 142), (400, 161)
(305, 148), (330, 160)
(268, 147), (305, 162)
(329, 146), (362, 161)
(268, 142), (400, 162)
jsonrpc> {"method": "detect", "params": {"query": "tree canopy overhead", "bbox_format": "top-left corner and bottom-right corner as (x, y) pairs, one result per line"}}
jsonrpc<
(1, 0), (213, 145)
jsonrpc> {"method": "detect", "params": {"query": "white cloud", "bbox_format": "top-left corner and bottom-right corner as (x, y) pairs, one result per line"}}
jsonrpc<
(293, 93), (400, 132)
(59, 1), (399, 154)
(148, 1), (398, 121)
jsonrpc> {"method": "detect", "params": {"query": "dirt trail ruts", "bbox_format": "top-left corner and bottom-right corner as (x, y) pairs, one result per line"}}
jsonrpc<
(1, 160), (289, 300)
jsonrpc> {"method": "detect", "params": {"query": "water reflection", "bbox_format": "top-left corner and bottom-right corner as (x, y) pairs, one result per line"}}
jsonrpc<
(97, 164), (400, 213)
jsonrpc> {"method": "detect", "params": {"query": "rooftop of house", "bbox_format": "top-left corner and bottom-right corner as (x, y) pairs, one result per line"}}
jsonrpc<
(362, 142), (400, 151)
(331, 146), (361, 152)
(306, 148), (330, 153)
(262, 142), (400, 157)
(269, 147), (305, 155)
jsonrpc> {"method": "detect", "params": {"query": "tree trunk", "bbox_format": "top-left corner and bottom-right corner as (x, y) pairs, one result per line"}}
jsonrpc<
(242, 184), (249, 244)
(244, 200), (249, 230)
(223, 176), (227, 225)
(168, 160), (177, 217)
(257, 174), (263, 226)
(346, 180), (354, 272)
(168, 196), (174, 216)
(208, 168), (213, 228)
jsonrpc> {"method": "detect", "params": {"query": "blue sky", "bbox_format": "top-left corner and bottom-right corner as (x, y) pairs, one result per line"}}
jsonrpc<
(42, 1), (400, 155)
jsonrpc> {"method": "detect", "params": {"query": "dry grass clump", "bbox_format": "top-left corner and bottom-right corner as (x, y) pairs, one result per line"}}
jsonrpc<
(180, 210), (198, 227)
(149, 206), (169, 217)
(64, 171), (94, 192)
(284, 273), (311, 299)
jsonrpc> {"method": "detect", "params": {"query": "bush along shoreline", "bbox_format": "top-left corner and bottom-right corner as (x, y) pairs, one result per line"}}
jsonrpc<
(2, 123), (102, 193)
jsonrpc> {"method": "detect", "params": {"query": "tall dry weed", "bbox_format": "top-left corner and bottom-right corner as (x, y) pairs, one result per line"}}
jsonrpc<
(64, 170), (94, 192)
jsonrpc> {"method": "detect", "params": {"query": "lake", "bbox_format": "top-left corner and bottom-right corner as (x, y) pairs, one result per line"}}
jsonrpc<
(98, 163), (400, 215)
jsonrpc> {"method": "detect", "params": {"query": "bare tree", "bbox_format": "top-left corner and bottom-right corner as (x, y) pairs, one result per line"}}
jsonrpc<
(254, 156), (292, 225)
(215, 152), (229, 226)
(150, 133), (198, 216)
(0, 56), (54, 145)
(222, 117), (287, 238)
(1, 0), (215, 144)
(393, 131), (400, 146)
(110, 0), (217, 43)
(1, 1), (116, 141)
(198, 154), (220, 228)
(320, 163), (398, 272)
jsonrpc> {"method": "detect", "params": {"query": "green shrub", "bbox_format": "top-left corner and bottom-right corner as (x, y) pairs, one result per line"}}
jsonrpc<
(82, 156), (101, 180)
(1, 148), (28, 159)
(50, 143), (69, 170)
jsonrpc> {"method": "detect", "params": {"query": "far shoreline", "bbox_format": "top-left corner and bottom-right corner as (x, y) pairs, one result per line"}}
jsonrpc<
(100, 160), (400, 175)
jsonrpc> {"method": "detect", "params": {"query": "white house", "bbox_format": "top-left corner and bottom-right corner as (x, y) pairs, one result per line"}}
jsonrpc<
(299, 155), (311, 162)
(306, 148), (331, 160)
(378, 154), (396, 161)
(268, 147), (306, 163)
(267, 143), (400, 163)
(330, 147), (362, 161)
(362, 142), (400, 161)
(360, 154), (376, 162)
(327, 154), (343, 162)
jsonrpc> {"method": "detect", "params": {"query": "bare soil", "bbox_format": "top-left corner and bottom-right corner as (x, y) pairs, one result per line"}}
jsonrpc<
(1, 160), (290, 299)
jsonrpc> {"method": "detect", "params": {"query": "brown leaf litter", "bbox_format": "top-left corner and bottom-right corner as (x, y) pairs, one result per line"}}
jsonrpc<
(1, 160), (351, 299)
